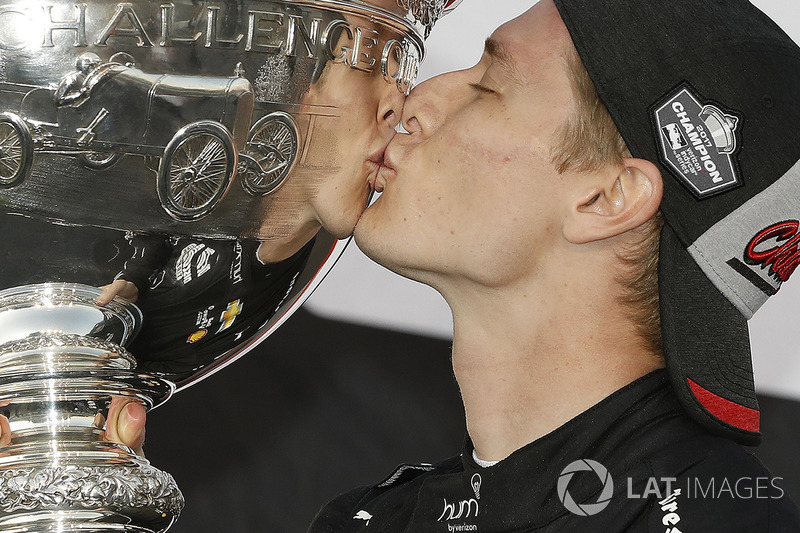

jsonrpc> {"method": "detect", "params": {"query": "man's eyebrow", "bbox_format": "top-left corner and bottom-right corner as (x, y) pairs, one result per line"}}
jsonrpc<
(484, 38), (523, 86)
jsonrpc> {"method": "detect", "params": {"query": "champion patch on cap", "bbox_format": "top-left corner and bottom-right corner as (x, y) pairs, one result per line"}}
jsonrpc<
(652, 84), (743, 199)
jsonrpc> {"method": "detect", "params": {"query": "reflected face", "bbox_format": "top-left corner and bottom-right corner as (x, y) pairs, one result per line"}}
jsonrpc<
(299, 42), (404, 239)
(305, 0), (407, 239)
(355, 0), (578, 286)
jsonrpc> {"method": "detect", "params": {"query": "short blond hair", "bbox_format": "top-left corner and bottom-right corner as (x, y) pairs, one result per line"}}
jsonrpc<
(551, 45), (664, 358)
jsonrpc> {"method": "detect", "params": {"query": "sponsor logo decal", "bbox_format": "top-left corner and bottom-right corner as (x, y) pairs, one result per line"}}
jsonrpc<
(196, 305), (215, 328)
(230, 241), (243, 285)
(653, 84), (743, 198)
(217, 299), (243, 333)
(149, 269), (166, 290)
(657, 488), (682, 533)
(175, 243), (216, 285)
(727, 220), (799, 296)
(437, 473), (483, 530)
(272, 270), (301, 313)
(470, 474), (482, 500)
(745, 221), (800, 284)
(353, 510), (372, 526)
(437, 497), (479, 522)
(187, 329), (207, 343)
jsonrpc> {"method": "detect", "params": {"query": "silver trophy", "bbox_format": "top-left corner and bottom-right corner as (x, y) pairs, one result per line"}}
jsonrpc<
(0, 0), (458, 530)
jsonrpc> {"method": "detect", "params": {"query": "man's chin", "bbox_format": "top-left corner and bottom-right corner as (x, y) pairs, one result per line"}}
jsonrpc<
(353, 207), (379, 250)
(353, 204), (398, 269)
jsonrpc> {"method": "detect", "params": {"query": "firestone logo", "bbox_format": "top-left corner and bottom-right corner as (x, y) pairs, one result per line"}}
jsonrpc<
(557, 459), (614, 516)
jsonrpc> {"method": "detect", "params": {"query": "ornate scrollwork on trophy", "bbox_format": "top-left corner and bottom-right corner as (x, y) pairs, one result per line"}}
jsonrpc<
(0, 333), (136, 370)
(0, 465), (184, 516)
(396, 0), (462, 37)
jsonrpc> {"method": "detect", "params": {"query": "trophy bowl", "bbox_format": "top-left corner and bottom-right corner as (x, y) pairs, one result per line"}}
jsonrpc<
(0, 0), (453, 530)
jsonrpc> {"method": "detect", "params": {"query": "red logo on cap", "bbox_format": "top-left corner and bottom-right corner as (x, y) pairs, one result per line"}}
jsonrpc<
(745, 220), (800, 284)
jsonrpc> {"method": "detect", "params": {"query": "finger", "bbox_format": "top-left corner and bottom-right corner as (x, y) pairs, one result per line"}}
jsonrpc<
(105, 397), (147, 456)
(0, 415), (11, 447)
(119, 282), (139, 304)
(118, 401), (146, 456)
(96, 283), (117, 306)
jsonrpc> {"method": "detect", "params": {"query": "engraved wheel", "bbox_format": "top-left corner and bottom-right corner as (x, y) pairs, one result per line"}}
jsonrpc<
(241, 112), (299, 196)
(78, 151), (122, 170)
(158, 121), (236, 221)
(0, 112), (33, 189)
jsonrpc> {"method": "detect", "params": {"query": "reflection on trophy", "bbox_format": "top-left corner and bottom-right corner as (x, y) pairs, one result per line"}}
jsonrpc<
(0, 0), (458, 530)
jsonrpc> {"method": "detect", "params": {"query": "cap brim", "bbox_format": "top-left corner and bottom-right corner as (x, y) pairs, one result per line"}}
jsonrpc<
(659, 224), (761, 446)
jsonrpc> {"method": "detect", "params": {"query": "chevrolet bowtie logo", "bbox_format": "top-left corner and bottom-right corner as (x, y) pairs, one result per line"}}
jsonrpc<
(218, 300), (243, 333)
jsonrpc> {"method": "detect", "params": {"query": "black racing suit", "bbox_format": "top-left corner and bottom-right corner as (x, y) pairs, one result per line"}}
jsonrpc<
(119, 234), (313, 379)
(309, 370), (800, 532)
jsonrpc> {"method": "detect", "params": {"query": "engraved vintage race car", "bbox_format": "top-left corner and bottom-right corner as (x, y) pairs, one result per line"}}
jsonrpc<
(0, 53), (299, 221)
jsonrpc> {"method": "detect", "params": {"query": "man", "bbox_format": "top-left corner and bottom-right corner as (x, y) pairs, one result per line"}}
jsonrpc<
(310, 0), (800, 530)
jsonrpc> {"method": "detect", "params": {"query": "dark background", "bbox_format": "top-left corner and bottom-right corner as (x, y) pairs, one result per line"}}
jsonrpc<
(146, 310), (800, 532)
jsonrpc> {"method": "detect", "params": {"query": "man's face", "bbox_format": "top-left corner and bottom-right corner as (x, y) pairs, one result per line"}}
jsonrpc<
(301, 48), (404, 239)
(355, 0), (578, 286)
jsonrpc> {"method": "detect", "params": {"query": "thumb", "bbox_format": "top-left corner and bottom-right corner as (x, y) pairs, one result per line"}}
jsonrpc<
(117, 401), (147, 456)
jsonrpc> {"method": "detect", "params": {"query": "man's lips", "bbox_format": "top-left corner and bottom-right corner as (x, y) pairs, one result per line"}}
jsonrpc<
(367, 147), (397, 193)
(366, 149), (385, 192)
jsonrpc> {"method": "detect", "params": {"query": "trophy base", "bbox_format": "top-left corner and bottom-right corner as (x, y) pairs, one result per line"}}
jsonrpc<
(0, 451), (182, 533)
(0, 284), (184, 533)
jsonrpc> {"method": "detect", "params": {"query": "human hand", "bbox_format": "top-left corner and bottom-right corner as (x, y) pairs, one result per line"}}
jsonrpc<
(103, 397), (146, 456)
(0, 401), (12, 448)
(97, 279), (139, 305)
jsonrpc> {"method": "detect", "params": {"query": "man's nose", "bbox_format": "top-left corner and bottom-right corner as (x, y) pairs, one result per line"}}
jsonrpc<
(378, 85), (405, 131)
(399, 74), (452, 137)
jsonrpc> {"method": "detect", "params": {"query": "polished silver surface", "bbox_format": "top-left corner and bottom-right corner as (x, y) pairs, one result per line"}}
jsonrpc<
(397, 0), (463, 37)
(0, 283), (180, 532)
(0, 0), (429, 383)
(0, 0), (423, 236)
(0, 0), (453, 529)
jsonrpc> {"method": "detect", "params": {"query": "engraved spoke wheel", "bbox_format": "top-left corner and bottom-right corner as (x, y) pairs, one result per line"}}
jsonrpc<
(158, 121), (236, 221)
(241, 112), (299, 196)
(0, 113), (33, 189)
(78, 151), (122, 170)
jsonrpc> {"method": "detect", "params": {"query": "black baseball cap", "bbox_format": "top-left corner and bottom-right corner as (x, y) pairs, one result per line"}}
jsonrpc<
(553, 0), (800, 445)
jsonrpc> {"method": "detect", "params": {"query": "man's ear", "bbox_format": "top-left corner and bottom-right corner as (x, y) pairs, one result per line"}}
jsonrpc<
(563, 158), (663, 244)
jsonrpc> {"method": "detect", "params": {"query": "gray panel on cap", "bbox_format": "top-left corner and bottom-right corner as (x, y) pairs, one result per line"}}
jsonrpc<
(688, 158), (800, 319)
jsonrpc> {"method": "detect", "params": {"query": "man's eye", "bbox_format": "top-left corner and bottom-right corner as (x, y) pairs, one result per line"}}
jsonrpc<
(469, 82), (496, 95)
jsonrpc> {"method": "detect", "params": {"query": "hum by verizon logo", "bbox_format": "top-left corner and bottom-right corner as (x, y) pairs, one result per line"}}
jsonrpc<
(438, 473), (482, 523)
(437, 497), (479, 521)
